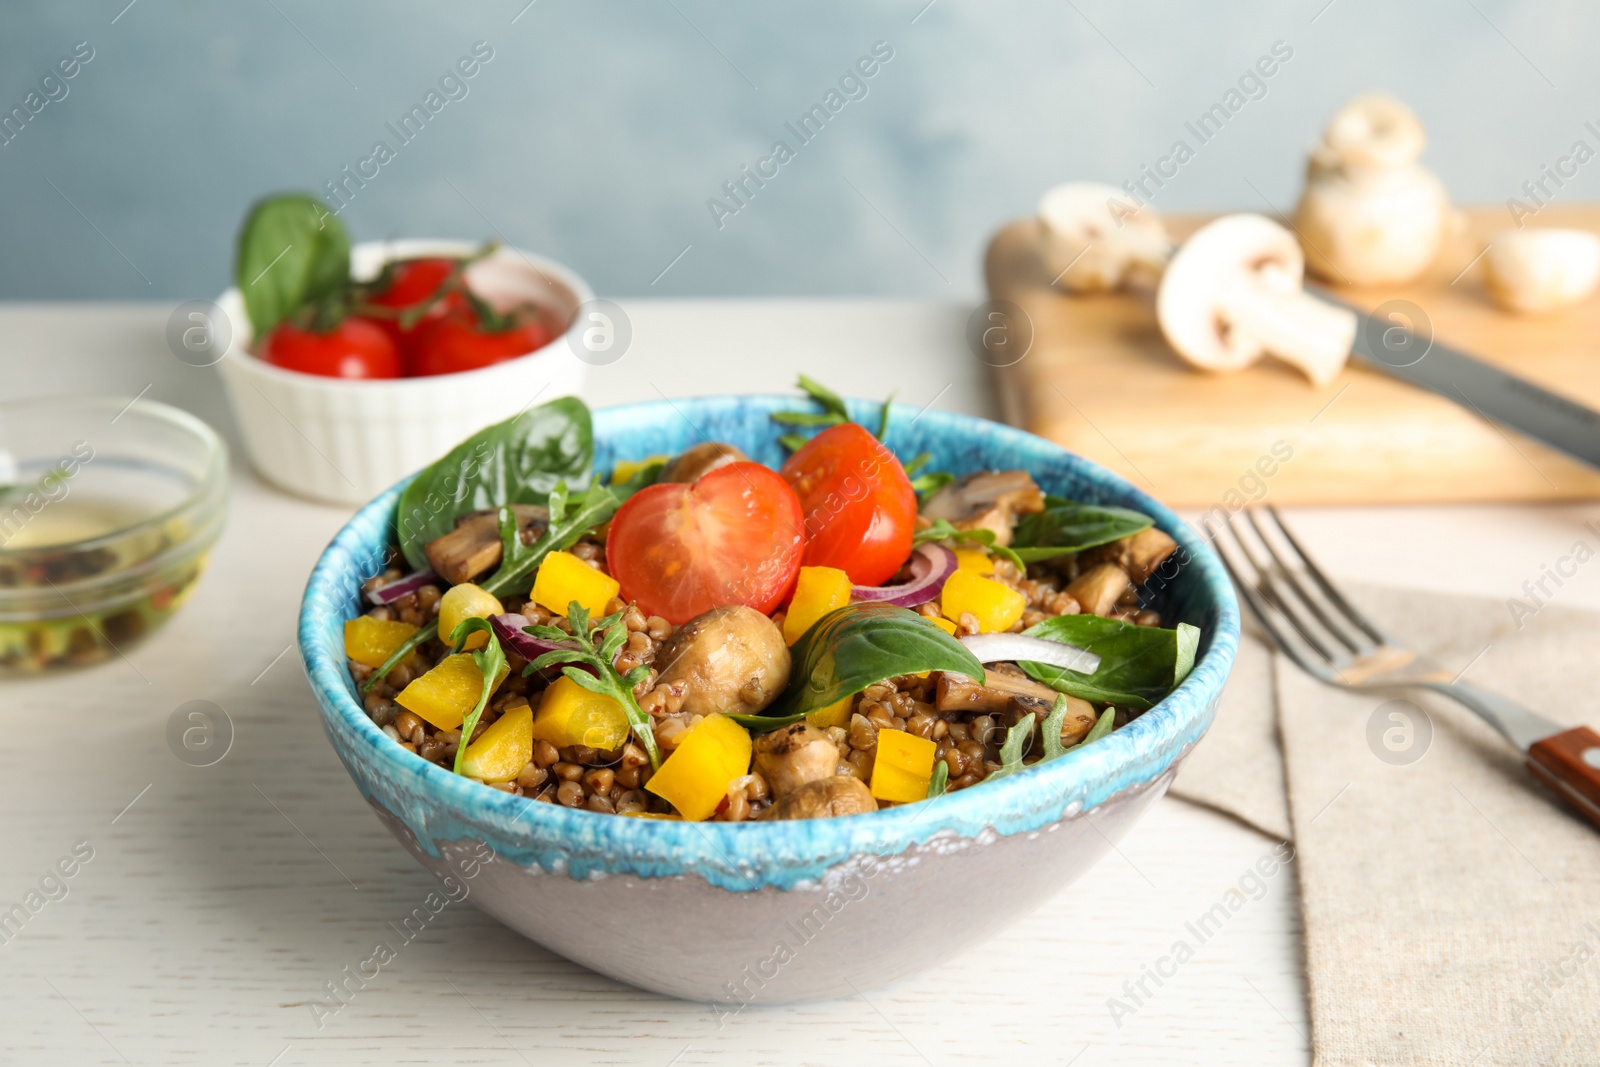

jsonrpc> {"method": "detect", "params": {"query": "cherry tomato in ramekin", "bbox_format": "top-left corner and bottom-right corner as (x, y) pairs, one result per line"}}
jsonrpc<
(258, 317), (401, 379)
(409, 310), (553, 377)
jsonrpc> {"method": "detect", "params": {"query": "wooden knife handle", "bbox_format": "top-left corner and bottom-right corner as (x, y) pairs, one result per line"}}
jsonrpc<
(1526, 726), (1600, 830)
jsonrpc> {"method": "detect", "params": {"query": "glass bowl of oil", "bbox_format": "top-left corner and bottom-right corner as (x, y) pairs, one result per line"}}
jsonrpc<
(0, 396), (226, 672)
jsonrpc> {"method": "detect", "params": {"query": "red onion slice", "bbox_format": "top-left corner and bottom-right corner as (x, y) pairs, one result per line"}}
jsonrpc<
(488, 614), (596, 675)
(959, 633), (1101, 676)
(850, 544), (958, 607)
(367, 568), (439, 605)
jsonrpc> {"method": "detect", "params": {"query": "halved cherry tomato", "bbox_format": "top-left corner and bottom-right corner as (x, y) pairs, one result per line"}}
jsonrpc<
(605, 462), (805, 624)
(410, 309), (554, 377)
(365, 257), (468, 369)
(258, 317), (401, 379)
(779, 422), (915, 587)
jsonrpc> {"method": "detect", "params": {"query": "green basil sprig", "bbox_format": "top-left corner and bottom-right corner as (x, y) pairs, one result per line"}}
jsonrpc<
(235, 193), (350, 336)
(1018, 614), (1199, 710)
(769, 603), (985, 721)
(396, 398), (594, 571)
(443, 617), (507, 776)
(1010, 497), (1155, 564)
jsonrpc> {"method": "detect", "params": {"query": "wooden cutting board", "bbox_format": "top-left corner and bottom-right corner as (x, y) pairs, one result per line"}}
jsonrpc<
(985, 205), (1600, 505)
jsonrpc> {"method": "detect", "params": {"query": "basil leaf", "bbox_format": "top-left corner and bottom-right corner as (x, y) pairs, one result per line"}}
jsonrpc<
(770, 603), (985, 720)
(1011, 503), (1154, 562)
(235, 193), (350, 336)
(396, 397), (593, 570)
(725, 710), (811, 734)
(1018, 614), (1199, 710)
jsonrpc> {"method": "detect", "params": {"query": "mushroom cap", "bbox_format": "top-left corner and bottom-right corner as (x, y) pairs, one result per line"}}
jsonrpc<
(1483, 229), (1600, 314)
(1313, 93), (1426, 173)
(1156, 214), (1306, 373)
(1037, 182), (1171, 292)
(1293, 163), (1451, 286)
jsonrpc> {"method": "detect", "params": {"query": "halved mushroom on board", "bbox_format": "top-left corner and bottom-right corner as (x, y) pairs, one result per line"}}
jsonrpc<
(1481, 229), (1600, 315)
(1156, 213), (1358, 387)
(424, 504), (549, 585)
(920, 470), (1045, 548)
(1037, 182), (1175, 293)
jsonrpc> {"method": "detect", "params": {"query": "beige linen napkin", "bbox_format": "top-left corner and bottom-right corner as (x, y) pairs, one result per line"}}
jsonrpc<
(1172, 584), (1600, 1065)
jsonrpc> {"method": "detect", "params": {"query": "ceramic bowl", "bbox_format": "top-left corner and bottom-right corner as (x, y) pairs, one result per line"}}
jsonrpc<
(298, 396), (1240, 1004)
(216, 239), (594, 506)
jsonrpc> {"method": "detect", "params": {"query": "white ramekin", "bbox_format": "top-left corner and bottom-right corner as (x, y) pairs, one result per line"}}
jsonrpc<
(215, 240), (592, 506)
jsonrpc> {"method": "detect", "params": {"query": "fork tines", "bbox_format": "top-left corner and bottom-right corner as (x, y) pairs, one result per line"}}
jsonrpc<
(1203, 505), (1393, 681)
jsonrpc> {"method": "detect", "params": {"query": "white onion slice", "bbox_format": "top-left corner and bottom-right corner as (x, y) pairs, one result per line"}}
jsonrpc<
(958, 632), (1101, 676)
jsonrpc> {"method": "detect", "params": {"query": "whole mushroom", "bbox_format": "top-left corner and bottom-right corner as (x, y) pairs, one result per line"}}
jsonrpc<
(1481, 229), (1600, 314)
(1156, 214), (1358, 387)
(653, 605), (792, 718)
(660, 441), (748, 484)
(752, 722), (840, 799)
(1037, 182), (1174, 293)
(1292, 93), (1453, 286)
(763, 775), (877, 820)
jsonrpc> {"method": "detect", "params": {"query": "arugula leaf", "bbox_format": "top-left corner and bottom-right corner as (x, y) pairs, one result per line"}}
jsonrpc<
(777, 432), (809, 452)
(987, 715), (1035, 781)
(1010, 501), (1155, 563)
(910, 470), (956, 499)
(445, 616), (507, 776)
(876, 393), (893, 440)
(1081, 706), (1117, 746)
(771, 603), (985, 720)
(913, 519), (1024, 570)
(362, 482), (621, 693)
(396, 398), (594, 571)
(524, 601), (661, 768)
(926, 760), (949, 798)
(1041, 694), (1070, 761)
(903, 452), (933, 477)
(770, 411), (847, 428)
(1018, 615), (1200, 711)
(797, 374), (851, 421)
(235, 193), (351, 337)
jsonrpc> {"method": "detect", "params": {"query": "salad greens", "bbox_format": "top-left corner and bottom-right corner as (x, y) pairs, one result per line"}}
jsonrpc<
(362, 481), (621, 693)
(1020, 614), (1199, 710)
(521, 601), (662, 770)
(771, 603), (985, 721)
(926, 760), (950, 799)
(913, 519), (1024, 570)
(397, 398), (594, 570)
(989, 715), (1035, 781)
(1040, 695), (1072, 761)
(236, 194), (351, 336)
(444, 616), (507, 775)
(1010, 496), (1155, 564)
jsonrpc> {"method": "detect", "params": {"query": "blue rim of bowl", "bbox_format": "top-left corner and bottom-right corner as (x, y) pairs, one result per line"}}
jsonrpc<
(299, 396), (1240, 890)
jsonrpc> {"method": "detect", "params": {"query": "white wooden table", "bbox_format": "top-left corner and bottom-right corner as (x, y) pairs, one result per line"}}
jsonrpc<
(4, 300), (1598, 1066)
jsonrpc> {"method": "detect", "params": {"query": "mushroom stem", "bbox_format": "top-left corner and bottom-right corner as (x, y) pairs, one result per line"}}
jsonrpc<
(1215, 274), (1357, 387)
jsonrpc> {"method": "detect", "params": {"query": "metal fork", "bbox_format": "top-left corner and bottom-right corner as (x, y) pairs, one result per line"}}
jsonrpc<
(1208, 505), (1600, 830)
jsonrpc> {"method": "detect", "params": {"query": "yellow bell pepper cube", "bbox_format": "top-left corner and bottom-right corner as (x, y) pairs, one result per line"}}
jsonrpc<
(953, 548), (994, 575)
(612, 455), (669, 484)
(459, 704), (533, 782)
(529, 675), (631, 751)
(783, 565), (853, 645)
(531, 551), (621, 619)
(343, 616), (417, 669)
(806, 694), (856, 730)
(395, 653), (509, 730)
(928, 616), (958, 637)
(870, 728), (937, 803)
(645, 713), (753, 821)
(620, 811), (681, 820)
(940, 569), (1026, 633)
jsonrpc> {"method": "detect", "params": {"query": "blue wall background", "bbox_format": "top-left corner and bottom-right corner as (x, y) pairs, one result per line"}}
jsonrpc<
(1, 0), (1596, 300)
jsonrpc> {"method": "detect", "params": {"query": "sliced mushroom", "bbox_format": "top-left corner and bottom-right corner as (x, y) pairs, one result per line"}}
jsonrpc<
(1037, 182), (1174, 293)
(752, 722), (840, 799)
(1481, 229), (1600, 314)
(1083, 527), (1177, 585)
(1156, 214), (1358, 387)
(920, 470), (1046, 548)
(1065, 562), (1133, 617)
(423, 504), (549, 586)
(935, 666), (1062, 718)
(1293, 94), (1452, 286)
(763, 775), (877, 820)
(653, 605), (792, 717)
(660, 441), (748, 484)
